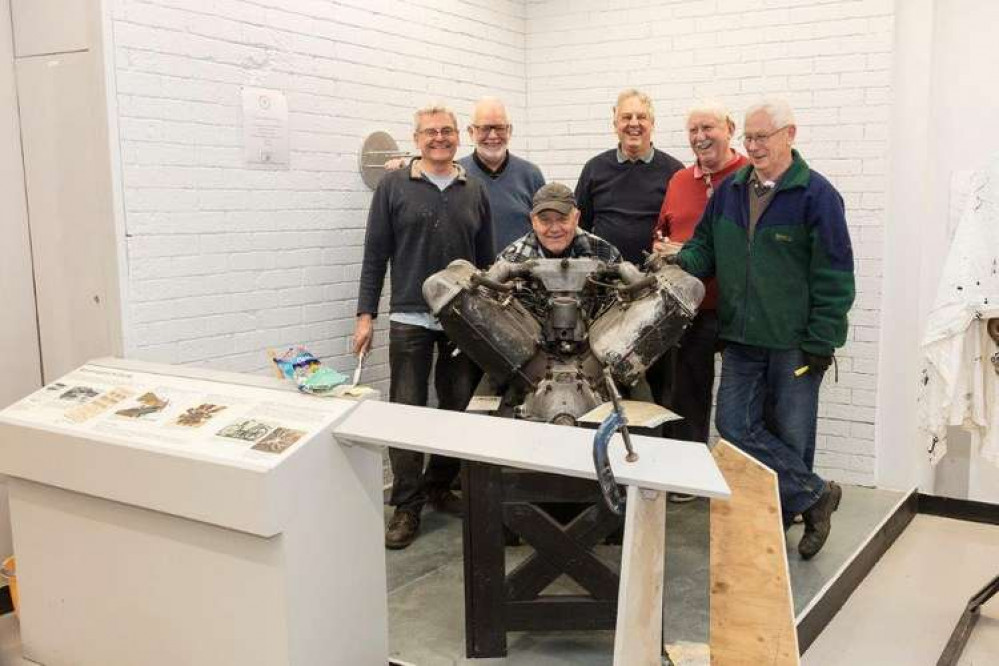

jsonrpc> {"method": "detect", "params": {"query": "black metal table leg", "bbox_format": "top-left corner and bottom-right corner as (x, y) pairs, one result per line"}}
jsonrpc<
(462, 461), (508, 658)
(937, 574), (999, 666)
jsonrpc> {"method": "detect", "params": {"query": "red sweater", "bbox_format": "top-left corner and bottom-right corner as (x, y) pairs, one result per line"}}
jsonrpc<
(653, 152), (749, 310)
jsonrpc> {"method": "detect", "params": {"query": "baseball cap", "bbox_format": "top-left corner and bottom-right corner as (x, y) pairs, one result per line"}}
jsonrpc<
(531, 182), (576, 216)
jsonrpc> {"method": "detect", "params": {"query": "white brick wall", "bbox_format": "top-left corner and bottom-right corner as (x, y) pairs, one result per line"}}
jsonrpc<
(524, 0), (894, 484)
(109, 0), (529, 389)
(107, 0), (892, 483)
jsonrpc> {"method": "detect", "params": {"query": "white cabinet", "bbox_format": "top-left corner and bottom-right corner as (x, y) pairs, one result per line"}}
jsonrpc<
(0, 358), (386, 666)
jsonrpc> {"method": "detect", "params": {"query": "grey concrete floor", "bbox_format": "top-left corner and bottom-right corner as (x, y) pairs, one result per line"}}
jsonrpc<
(802, 515), (999, 666)
(0, 484), (957, 666)
(386, 484), (908, 665)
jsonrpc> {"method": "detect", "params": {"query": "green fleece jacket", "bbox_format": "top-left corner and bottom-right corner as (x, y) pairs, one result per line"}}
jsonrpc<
(678, 150), (855, 356)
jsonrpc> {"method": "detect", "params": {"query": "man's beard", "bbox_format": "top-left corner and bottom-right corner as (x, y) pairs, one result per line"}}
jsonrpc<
(477, 143), (507, 162)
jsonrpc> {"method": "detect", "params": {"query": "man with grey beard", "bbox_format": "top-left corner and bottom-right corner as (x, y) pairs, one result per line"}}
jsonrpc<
(459, 97), (545, 251)
(387, 97), (544, 253)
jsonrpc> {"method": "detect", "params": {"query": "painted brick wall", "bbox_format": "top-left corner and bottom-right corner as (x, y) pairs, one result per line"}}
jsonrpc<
(524, 0), (894, 484)
(107, 0), (893, 484)
(109, 0), (528, 389)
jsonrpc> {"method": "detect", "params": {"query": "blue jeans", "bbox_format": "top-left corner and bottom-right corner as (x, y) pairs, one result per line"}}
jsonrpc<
(388, 322), (481, 514)
(715, 343), (827, 523)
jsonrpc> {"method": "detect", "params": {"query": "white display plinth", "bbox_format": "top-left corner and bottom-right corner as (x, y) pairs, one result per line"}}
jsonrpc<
(0, 357), (730, 666)
(0, 358), (386, 666)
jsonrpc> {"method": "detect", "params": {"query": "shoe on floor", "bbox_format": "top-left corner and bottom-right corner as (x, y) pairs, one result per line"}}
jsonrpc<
(668, 492), (696, 504)
(428, 488), (463, 516)
(385, 510), (420, 550)
(798, 481), (842, 560)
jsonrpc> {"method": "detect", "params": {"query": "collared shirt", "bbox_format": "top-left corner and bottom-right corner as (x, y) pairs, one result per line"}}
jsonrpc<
(471, 149), (510, 179)
(692, 150), (743, 179)
(423, 169), (457, 191)
(576, 147), (684, 264)
(692, 149), (744, 197)
(654, 151), (749, 310)
(498, 227), (622, 264)
(409, 158), (461, 182)
(747, 169), (780, 237)
(616, 144), (656, 164)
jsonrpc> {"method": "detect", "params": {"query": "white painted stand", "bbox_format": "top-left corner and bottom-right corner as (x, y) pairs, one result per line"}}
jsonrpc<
(614, 486), (667, 666)
(0, 359), (730, 666)
(334, 400), (731, 664)
(334, 401), (730, 497)
(0, 359), (386, 666)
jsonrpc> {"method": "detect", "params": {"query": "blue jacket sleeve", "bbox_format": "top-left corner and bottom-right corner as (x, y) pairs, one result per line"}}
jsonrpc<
(803, 184), (856, 355)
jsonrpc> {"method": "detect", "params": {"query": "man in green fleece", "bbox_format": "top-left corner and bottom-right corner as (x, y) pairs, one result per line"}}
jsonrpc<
(670, 98), (855, 559)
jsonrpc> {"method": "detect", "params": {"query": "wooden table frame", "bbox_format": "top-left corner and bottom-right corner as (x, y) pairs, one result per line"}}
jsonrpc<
(462, 462), (624, 657)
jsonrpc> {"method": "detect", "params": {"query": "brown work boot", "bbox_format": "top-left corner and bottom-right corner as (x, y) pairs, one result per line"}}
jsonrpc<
(385, 510), (420, 550)
(428, 488), (463, 516)
(798, 481), (842, 560)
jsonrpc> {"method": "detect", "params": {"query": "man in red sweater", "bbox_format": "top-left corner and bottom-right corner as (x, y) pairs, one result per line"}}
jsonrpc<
(651, 102), (748, 498)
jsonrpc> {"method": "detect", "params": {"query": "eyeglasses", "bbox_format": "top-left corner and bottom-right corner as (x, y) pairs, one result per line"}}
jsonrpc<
(418, 127), (457, 139)
(741, 126), (789, 146)
(471, 124), (511, 136)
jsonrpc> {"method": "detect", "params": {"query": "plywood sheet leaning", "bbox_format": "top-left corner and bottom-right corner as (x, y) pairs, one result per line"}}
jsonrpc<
(613, 485), (667, 666)
(710, 440), (799, 666)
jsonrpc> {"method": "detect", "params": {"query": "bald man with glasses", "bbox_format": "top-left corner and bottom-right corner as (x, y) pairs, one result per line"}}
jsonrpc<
(459, 97), (545, 251)
(668, 99), (855, 560)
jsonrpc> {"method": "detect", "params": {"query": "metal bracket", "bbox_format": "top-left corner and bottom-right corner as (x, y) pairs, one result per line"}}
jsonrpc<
(359, 131), (414, 190)
(591, 369), (640, 516)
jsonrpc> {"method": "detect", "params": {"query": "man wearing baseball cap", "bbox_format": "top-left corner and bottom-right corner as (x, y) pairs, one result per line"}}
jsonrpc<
(498, 182), (621, 263)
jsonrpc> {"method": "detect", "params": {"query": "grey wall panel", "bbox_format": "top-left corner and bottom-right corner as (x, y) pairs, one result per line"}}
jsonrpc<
(0, 0), (41, 408)
(16, 50), (120, 381)
(0, 0), (36, 581)
(10, 0), (91, 57)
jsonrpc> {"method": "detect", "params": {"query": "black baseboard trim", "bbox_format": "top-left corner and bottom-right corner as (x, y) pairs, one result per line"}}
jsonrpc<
(796, 489), (918, 654)
(917, 493), (999, 526)
(797, 491), (999, 656)
(0, 585), (13, 616)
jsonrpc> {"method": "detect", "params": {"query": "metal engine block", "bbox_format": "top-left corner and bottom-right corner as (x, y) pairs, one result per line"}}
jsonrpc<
(423, 257), (704, 425)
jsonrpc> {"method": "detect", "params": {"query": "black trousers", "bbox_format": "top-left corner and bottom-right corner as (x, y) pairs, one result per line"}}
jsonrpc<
(388, 322), (481, 514)
(647, 310), (718, 443)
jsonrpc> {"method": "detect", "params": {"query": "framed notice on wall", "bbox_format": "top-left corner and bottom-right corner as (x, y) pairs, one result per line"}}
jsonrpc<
(241, 87), (289, 170)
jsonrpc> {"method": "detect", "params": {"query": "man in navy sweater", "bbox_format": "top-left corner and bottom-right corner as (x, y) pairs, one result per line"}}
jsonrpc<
(575, 89), (685, 415)
(458, 97), (545, 252)
(575, 89), (684, 265)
